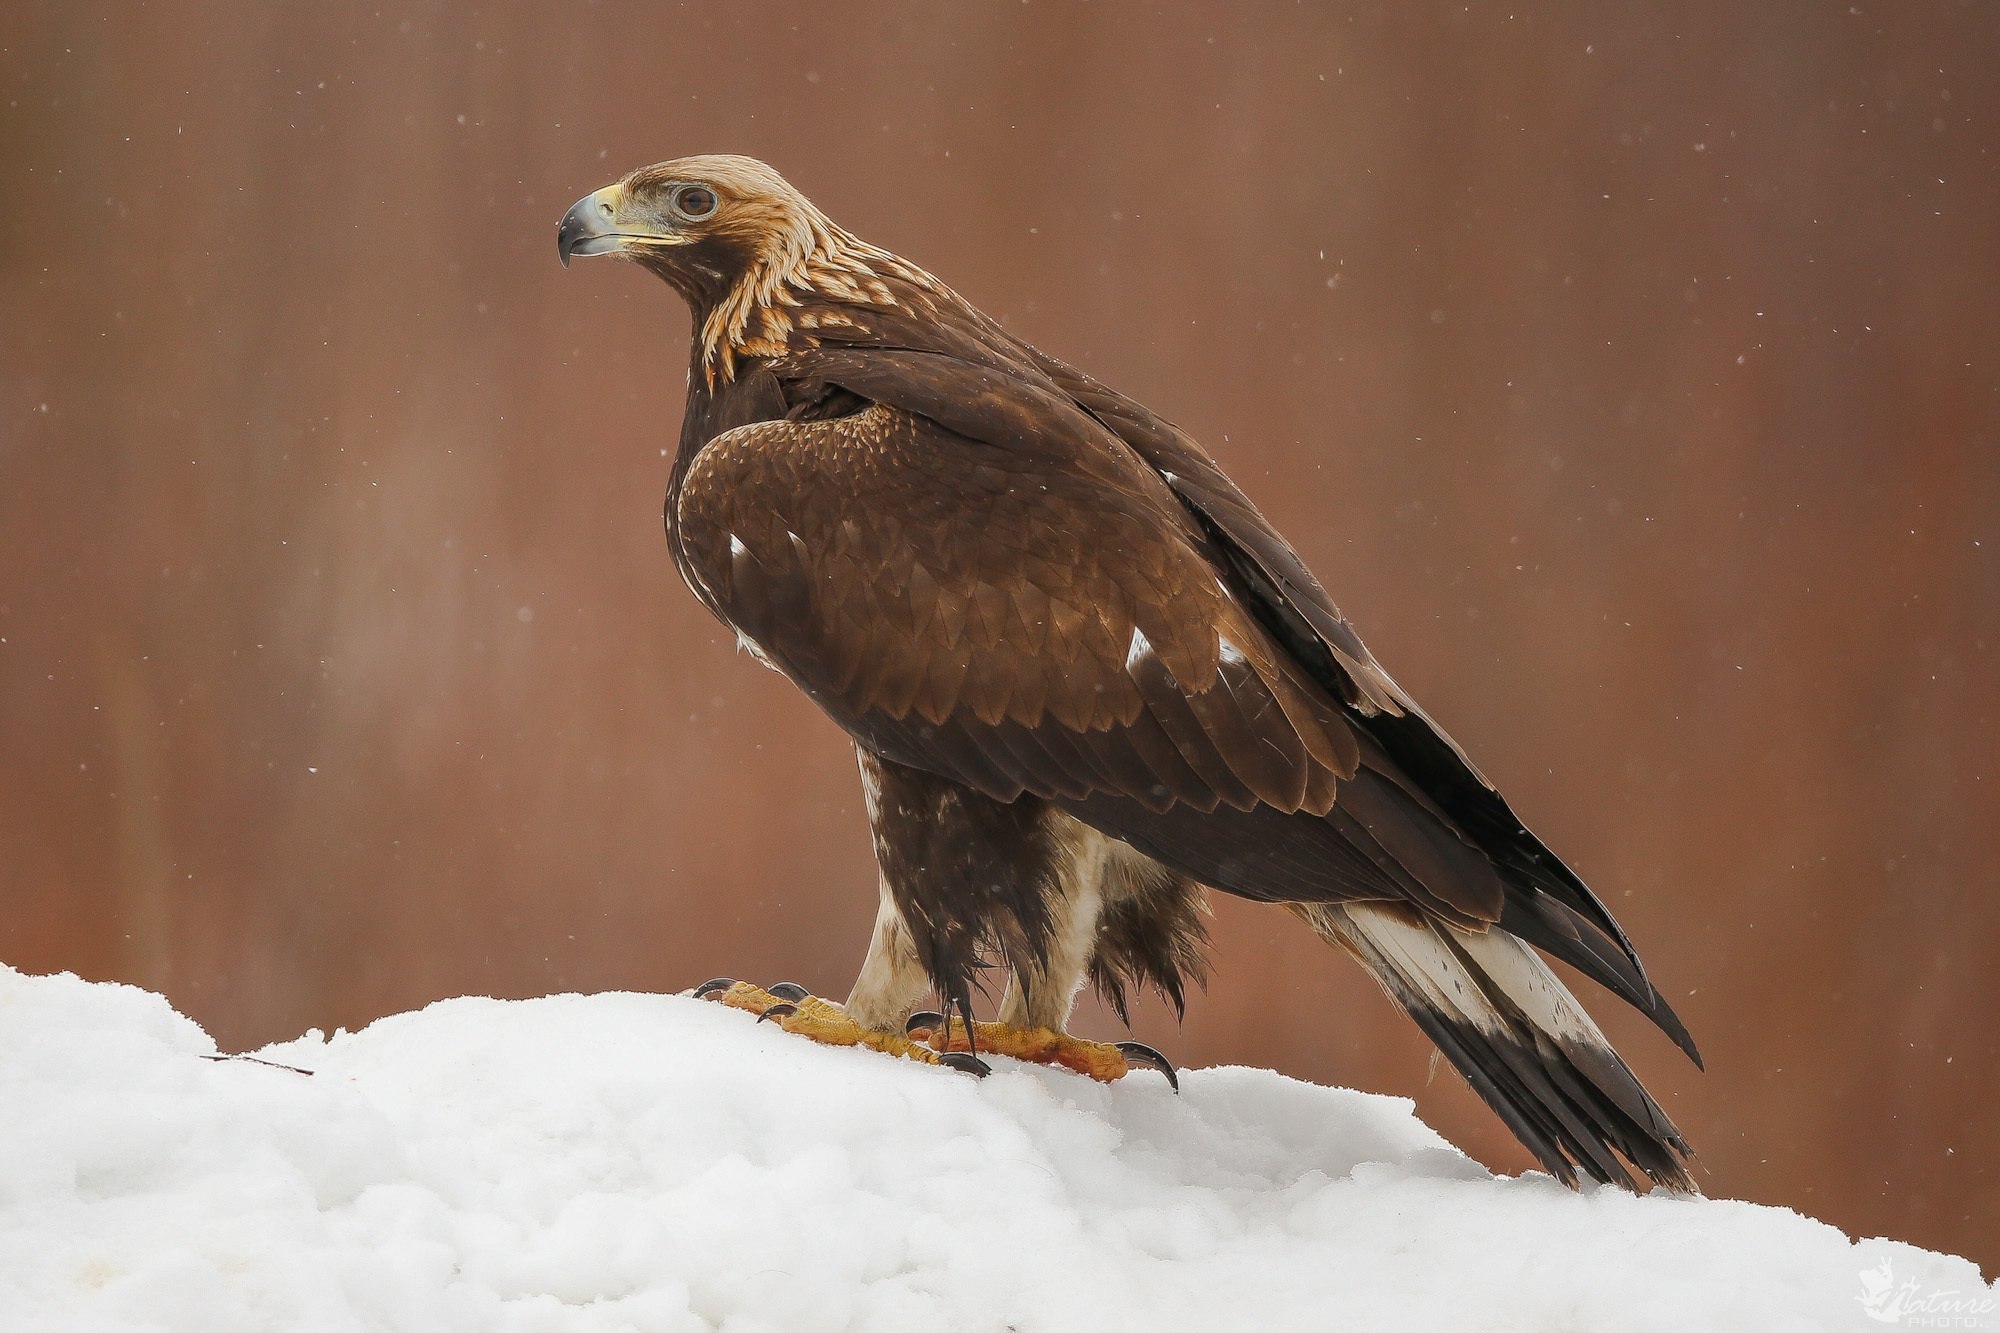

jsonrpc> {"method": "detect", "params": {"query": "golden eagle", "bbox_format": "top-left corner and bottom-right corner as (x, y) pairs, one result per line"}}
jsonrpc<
(558, 155), (1700, 1191)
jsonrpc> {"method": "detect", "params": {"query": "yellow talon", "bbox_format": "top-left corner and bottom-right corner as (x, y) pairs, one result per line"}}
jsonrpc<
(698, 980), (943, 1064)
(697, 980), (1174, 1088)
(912, 1016), (1135, 1083)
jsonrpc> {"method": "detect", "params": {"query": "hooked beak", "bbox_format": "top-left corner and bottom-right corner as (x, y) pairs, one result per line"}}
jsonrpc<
(557, 185), (641, 268)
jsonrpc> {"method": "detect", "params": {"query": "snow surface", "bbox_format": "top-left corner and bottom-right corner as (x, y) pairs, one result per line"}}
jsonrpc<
(0, 967), (1988, 1333)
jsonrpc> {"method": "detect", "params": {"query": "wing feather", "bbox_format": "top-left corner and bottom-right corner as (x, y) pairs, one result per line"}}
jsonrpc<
(675, 399), (1348, 830)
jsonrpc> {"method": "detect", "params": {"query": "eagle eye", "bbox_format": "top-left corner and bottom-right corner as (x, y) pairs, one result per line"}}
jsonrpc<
(669, 184), (719, 222)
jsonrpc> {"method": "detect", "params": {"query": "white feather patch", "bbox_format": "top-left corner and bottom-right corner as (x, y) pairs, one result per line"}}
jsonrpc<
(1126, 624), (1155, 673)
(1336, 903), (1501, 1035)
(734, 630), (777, 670)
(1446, 920), (1611, 1046)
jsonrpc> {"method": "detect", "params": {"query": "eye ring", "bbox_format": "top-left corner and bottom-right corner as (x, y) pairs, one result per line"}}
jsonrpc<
(669, 183), (719, 222)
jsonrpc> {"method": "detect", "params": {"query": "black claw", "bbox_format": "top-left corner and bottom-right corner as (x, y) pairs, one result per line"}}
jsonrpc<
(938, 1050), (992, 1078)
(756, 1002), (799, 1024)
(693, 977), (737, 998)
(1115, 1040), (1181, 1092)
(905, 1010), (947, 1037)
(767, 981), (810, 1002)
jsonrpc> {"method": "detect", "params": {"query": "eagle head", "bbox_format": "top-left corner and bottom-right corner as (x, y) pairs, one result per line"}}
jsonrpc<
(559, 154), (914, 383)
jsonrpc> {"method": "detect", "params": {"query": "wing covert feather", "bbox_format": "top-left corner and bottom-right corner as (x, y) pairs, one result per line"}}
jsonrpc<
(673, 400), (1361, 828)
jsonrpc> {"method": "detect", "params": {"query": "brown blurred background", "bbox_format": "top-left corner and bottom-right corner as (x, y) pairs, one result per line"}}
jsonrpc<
(3, 0), (1995, 1266)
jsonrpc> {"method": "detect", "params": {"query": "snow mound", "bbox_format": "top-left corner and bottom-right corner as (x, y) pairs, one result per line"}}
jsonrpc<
(0, 967), (1987, 1332)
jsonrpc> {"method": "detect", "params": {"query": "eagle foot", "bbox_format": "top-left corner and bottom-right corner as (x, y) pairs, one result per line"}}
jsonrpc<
(906, 1014), (1179, 1090)
(694, 980), (1176, 1090)
(694, 979), (947, 1066)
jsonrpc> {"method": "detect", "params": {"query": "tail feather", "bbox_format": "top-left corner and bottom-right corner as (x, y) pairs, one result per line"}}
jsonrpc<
(1306, 901), (1697, 1193)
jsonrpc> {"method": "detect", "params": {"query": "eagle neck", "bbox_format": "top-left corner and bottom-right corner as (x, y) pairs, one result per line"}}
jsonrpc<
(697, 213), (925, 387)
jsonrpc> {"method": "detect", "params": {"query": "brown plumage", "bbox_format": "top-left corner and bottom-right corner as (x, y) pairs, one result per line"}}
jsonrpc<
(558, 154), (1702, 1192)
